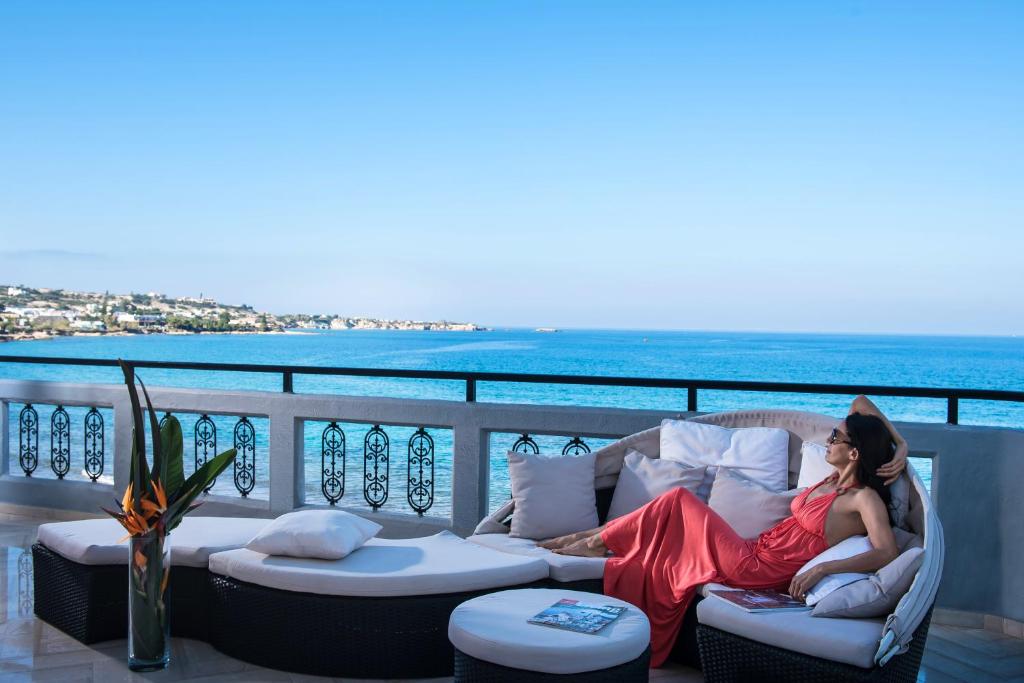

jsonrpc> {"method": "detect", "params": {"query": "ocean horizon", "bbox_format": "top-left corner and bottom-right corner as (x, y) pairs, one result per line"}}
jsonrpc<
(4, 329), (1023, 514)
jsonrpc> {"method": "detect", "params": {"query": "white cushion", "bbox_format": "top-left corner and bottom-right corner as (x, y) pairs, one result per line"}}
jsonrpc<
(813, 547), (925, 619)
(707, 468), (800, 539)
(209, 531), (549, 597)
(466, 533), (606, 583)
(246, 509), (381, 560)
(797, 441), (835, 488)
(37, 516), (270, 568)
(697, 593), (884, 669)
(508, 451), (598, 539)
(699, 581), (740, 598)
(607, 450), (706, 520)
(799, 535), (875, 605)
(660, 420), (790, 496)
(448, 588), (650, 674)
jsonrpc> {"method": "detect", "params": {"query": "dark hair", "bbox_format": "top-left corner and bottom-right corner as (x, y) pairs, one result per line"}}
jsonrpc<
(844, 412), (895, 515)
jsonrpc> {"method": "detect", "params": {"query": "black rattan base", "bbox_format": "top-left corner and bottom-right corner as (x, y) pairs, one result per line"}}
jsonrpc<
(696, 608), (932, 683)
(32, 543), (209, 644)
(454, 646), (651, 682)
(208, 573), (548, 679)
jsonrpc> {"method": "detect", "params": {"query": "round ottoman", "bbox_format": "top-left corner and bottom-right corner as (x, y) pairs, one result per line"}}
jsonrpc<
(448, 588), (651, 681)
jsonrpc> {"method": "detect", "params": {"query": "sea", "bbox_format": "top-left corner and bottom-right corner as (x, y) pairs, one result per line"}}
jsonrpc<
(3, 330), (1023, 516)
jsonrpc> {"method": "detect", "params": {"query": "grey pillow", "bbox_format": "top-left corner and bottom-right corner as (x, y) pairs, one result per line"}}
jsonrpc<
(508, 450), (599, 540)
(812, 547), (925, 618)
(707, 468), (800, 540)
(606, 450), (706, 520)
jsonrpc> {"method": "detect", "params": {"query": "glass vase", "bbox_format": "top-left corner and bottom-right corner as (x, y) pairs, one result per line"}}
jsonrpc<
(128, 530), (171, 671)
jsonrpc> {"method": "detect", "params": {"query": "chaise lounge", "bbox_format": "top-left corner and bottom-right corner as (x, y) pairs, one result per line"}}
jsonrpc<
(469, 409), (943, 681)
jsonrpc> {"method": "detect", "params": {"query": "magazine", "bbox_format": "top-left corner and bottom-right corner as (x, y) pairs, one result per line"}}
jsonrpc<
(709, 589), (811, 613)
(527, 598), (628, 634)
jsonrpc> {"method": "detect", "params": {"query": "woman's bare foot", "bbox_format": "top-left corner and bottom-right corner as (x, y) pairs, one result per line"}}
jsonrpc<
(538, 531), (586, 550)
(552, 534), (608, 557)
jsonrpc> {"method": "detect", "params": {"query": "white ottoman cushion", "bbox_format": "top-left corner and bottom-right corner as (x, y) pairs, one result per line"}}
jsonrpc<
(448, 588), (650, 674)
(37, 516), (270, 568)
(209, 531), (549, 597)
(466, 533), (606, 582)
(697, 594), (884, 668)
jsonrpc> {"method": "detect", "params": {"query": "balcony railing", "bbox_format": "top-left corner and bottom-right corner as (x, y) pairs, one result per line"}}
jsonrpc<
(4, 354), (1024, 424)
(2, 354), (1023, 534)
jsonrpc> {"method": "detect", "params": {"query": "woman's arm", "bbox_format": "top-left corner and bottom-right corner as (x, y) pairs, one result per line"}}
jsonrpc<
(789, 490), (900, 600)
(850, 394), (908, 484)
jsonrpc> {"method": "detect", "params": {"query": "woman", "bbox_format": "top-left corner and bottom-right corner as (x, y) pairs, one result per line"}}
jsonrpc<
(540, 395), (909, 668)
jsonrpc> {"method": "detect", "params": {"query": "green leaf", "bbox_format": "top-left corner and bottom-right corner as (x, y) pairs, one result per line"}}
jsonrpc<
(137, 376), (163, 485)
(119, 360), (147, 508)
(164, 449), (236, 531)
(129, 427), (151, 502)
(159, 415), (185, 501)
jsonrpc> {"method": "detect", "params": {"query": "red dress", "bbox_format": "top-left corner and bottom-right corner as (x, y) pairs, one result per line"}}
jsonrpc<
(601, 477), (839, 667)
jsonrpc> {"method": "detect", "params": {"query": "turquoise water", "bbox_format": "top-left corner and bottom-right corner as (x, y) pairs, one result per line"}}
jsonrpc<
(3, 330), (1023, 514)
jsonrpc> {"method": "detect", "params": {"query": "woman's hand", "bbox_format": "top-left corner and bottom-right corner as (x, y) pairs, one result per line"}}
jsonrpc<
(789, 564), (829, 602)
(877, 441), (908, 485)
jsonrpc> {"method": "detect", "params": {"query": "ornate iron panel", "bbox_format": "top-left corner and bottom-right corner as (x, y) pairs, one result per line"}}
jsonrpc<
(321, 422), (345, 505)
(562, 436), (591, 456)
(18, 404), (38, 476)
(233, 417), (256, 497)
(194, 414), (217, 493)
(50, 405), (71, 479)
(407, 428), (434, 516)
(363, 425), (389, 510)
(84, 408), (104, 481)
(511, 433), (539, 454)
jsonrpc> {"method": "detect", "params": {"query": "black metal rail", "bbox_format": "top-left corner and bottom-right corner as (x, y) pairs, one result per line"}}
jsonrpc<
(3, 354), (1024, 425)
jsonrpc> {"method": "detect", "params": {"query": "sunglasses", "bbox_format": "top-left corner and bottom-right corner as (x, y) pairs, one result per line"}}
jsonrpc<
(827, 427), (855, 446)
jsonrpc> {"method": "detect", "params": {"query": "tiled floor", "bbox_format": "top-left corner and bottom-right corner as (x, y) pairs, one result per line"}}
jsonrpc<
(1, 515), (1020, 682)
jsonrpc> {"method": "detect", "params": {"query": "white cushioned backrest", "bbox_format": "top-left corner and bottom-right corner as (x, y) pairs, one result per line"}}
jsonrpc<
(689, 410), (839, 488)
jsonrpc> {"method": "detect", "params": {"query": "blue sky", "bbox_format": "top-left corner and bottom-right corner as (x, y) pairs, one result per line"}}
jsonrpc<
(1, 2), (1021, 334)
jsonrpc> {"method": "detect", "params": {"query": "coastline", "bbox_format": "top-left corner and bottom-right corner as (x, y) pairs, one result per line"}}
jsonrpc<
(0, 327), (488, 344)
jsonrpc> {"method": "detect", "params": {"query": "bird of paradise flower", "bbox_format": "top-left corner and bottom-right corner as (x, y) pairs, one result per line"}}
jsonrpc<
(104, 360), (237, 670)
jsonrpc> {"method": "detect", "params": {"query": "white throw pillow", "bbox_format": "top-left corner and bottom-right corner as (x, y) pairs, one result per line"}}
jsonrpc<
(246, 509), (382, 560)
(508, 451), (598, 540)
(812, 547), (924, 618)
(797, 441), (835, 489)
(707, 468), (801, 539)
(606, 450), (706, 520)
(798, 535), (874, 605)
(660, 420), (790, 497)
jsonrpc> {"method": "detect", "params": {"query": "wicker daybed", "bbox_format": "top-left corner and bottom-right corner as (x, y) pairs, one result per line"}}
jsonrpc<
(205, 531), (549, 678)
(469, 409), (944, 680)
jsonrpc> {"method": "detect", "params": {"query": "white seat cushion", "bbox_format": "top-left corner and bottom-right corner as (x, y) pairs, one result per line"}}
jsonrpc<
(448, 588), (650, 674)
(466, 533), (606, 582)
(697, 594), (884, 668)
(37, 516), (270, 568)
(209, 531), (549, 597)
